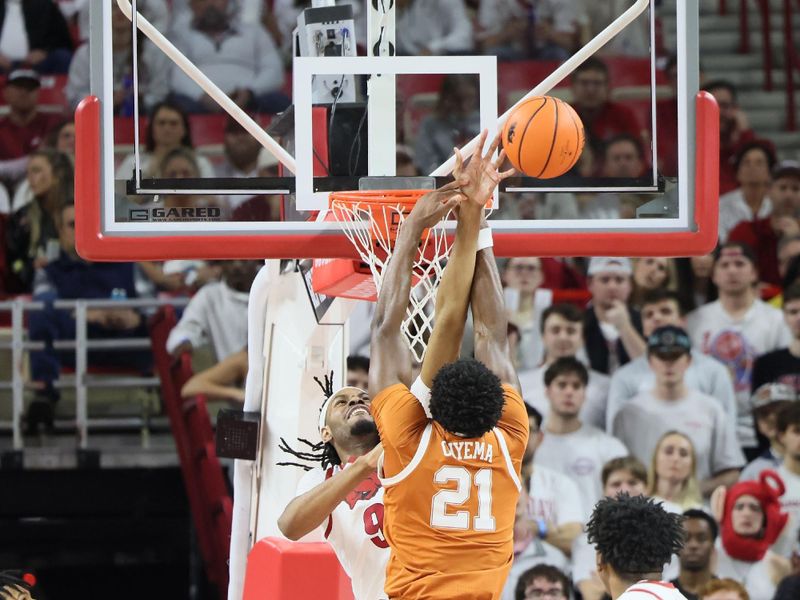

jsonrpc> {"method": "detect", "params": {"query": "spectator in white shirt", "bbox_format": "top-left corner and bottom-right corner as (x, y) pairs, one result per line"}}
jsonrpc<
(519, 303), (609, 429)
(613, 325), (744, 497)
(772, 402), (800, 558)
(522, 403), (584, 559)
(607, 289), (737, 432)
(534, 357), (628, 518)
(718, 140), (776, 243)
(583, 257), (646, 375)
(167, 260), (262, 360)
(502, 257), (545, 370)
(476, 0), (585, 61)
(169, 0), (288, 114)
(739, 383), (796, 481)
(395, 0), (473, 56)
(686, 242), (793, 452)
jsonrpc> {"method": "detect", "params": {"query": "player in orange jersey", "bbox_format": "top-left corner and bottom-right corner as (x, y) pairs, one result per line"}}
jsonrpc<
(369, 131), (526, 600)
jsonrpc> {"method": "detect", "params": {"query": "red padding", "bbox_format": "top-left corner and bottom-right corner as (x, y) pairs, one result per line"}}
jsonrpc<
(243, 538), (355, 600)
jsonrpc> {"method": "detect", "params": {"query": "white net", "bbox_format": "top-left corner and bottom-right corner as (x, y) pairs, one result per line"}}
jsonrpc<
(331, 194), (453, 362)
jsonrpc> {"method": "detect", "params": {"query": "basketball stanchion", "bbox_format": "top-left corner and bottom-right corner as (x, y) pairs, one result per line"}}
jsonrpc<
(313, 190), (454, 362)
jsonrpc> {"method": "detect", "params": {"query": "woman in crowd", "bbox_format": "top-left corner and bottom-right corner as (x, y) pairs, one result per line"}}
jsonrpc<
(647, 431), (703, 512)
(675, 252), (718, 313)
(699, 578), (750, 600)
(5, 149), (73, 291)
(712, 471), (791, 600)
(115, 101), (214, 181)
(11, 119), (75, 213)
(630, 257), (674, 309)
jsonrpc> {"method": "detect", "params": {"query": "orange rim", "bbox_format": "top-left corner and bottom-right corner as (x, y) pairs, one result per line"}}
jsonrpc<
(330, 189), (432, 244)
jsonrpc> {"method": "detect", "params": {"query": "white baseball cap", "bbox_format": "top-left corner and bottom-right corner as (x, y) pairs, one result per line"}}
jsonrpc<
(587, 257), (633, 276)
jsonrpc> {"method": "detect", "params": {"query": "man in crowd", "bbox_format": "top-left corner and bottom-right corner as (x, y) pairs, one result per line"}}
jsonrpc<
(613, 325), (744, 496)
(729, 161), (800, 286)
(170, 0), (289, 114)
(395, 0), (473, 56)
(346, 355), (370, 392)
(511, 564), (571, 600)
(773, 402), (800, 558)
(534, 357), (628, 517)
(583, 257), (645, 375)
(671, 509), (719, 600)
(519, 303), (609, 429)
(607, 289), (736, 431)
(216, 117), (264, 214)
(740, 383), (797, 480)
(686, 242), (792, 453)
(0, 70), (58, 183)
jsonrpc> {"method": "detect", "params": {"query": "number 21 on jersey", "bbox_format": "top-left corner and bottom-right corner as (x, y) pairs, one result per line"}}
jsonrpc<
(430, 466), (496, 531)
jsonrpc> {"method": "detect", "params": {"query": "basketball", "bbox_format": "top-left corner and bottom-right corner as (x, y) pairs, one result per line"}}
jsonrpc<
(502, 96), (585, 179)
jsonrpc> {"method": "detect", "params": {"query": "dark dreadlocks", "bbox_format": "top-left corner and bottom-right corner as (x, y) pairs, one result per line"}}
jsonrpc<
(277, 372), (342, 470)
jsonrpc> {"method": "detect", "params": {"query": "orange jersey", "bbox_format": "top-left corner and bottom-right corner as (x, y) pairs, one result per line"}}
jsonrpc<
(371, 383), (529, 600)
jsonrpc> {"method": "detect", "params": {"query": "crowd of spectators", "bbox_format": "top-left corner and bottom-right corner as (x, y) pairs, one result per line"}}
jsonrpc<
(1, 2), (800, 599)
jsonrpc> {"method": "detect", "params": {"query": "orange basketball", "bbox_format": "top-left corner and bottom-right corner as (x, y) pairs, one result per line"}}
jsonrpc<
(502, 96), (585, 179)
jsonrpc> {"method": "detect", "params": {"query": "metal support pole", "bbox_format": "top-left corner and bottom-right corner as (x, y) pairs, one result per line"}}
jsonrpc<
(75, 301), (89, 449)
(11, 300), (25, 450)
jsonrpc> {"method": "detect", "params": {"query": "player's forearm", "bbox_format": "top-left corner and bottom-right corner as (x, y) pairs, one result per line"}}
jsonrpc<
(372, 219), (425, 334)
(700, 468), (740, 497)
(433, 204), (482, 324)
(278, 461), (374, 540)
(471, 241), (506, 344)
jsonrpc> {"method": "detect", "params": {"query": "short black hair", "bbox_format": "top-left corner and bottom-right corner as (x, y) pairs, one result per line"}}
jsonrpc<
(526, 402), (543, 430)
(586, 494), (685, 579)
(346, 355), (370, 373)
(702, 79), (738, 101)
(429, 359), (505, 438)
(641, 289), (685, 315)
(777, 402), (800, 434)
(714, 241), (757, 268)
(544, 356), (588, 387)
(733, 139), (777, 173)
(515, 564), (571, 600)
(783, 281), (800, 306)
(604, 133), (646, 160)
(573, 57), (610, 81)
(540, 303), (583, 334)
(683, 508), (719, 541)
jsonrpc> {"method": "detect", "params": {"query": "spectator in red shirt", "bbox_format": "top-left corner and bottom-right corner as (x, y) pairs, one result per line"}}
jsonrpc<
(729, 161), (800, 287)
(702, 80), (756, 196)
(0, 70), (58, 184)
(570, 58), (644, 160)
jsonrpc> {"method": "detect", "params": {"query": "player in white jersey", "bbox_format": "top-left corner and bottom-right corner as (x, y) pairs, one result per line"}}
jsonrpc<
(277, 374), (388, 600)
(585, 494), (688, 600)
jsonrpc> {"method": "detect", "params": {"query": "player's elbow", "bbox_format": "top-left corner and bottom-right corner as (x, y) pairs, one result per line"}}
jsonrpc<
(276, 511), (304, 541)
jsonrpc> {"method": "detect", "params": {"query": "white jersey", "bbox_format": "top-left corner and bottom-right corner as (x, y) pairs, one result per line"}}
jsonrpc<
(618, 580), (689, 600)
(296, 463), (390, 600)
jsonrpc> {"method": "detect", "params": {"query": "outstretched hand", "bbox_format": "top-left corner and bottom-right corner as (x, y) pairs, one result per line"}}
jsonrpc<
(453, 130), (516, 208)
(406, 180), (465, 230)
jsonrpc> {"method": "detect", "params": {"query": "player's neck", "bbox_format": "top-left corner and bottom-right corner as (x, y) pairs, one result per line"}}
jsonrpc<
(611, 573), (663, 599)
(337, 436), (379, 462)
(546, 413), (581, 434)
(679, 567), (713, 593)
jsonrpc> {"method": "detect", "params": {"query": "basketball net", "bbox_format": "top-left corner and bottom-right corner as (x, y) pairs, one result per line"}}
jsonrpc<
(330, 191), (453, 362)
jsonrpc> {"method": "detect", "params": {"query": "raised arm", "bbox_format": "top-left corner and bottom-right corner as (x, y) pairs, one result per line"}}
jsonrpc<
(369, 182), (465, 394)
(470, 220), (520, 392)
(420, 131), (515, 386)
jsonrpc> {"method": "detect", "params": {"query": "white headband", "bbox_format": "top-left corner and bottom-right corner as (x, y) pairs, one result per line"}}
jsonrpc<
(318, 386), (369, 432)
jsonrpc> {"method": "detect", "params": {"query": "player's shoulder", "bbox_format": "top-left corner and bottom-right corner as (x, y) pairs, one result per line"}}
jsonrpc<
(619, 581), (688, 600)
(371, 382), (414, 407)
(296, 465), (334, 495)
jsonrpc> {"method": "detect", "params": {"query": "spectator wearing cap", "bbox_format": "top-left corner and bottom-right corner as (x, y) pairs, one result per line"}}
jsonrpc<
(613, 325), (744, 496)
(702, 80), (757, 196)
(752, 281), (800, 400)
(0, 70), (59, 184)
(607, 289), (736, 433)
(583, 257), (645, 375)
(729, 161), (800, 287)
(169, 0), (288, 114)
(686, 242), (792, 453)
(739, 383), (797, 481)
(0, 0), (73, 74)
(718, 140), (776, 243)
